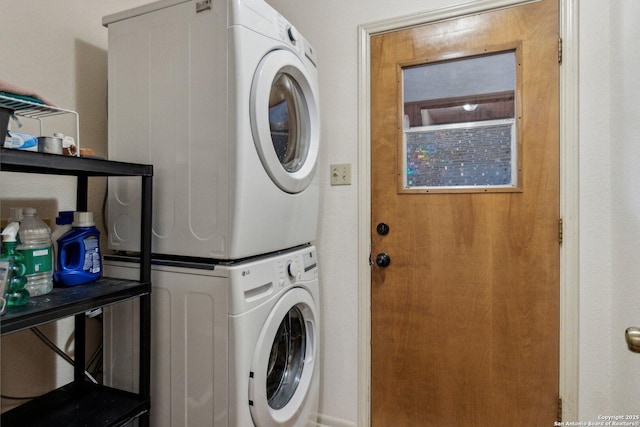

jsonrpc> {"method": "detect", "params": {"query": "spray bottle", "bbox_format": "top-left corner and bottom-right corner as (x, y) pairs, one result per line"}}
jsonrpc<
(1, 222), (30, 307)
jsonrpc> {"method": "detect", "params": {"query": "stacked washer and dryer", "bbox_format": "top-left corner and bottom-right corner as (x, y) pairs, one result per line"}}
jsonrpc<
(101, 0), (321, 425)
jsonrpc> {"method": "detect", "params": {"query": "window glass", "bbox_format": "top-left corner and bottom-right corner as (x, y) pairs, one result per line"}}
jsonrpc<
(402, 51), (518, 191)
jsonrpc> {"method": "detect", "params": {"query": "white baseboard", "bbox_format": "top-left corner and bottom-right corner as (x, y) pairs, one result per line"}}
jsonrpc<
(313, 413), (358, 427)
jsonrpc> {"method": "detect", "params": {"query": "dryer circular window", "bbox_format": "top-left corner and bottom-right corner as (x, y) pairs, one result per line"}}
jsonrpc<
(249, 288), (318, 426)
(251, 49), (320, 194)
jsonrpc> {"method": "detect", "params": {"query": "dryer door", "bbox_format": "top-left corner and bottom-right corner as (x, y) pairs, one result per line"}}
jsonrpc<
(249, 287), (318, 426)
(251, 49), (320, 194)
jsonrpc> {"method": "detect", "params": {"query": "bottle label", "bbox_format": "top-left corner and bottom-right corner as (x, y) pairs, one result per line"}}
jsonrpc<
(82, 236), (101, 274)
(20, 246), (53, 275)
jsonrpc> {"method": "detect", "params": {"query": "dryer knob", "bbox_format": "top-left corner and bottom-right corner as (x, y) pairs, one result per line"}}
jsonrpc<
(287, 262), (300, 279)
(287, 25), (298, 44)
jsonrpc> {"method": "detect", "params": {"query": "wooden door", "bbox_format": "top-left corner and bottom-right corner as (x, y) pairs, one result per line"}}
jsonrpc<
(370, 1), (560, 425)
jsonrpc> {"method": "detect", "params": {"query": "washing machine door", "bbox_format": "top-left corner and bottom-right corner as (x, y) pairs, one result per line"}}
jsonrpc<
(249, 287), (318, 426)
(251, 49), (320, 194)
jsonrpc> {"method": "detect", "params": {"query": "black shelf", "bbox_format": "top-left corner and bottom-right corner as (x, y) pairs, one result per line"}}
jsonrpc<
(1, 147), (153, 426)
(1, 279), (151, 335)
(0, 382), (150, 427)
(0, 147), (153, 177)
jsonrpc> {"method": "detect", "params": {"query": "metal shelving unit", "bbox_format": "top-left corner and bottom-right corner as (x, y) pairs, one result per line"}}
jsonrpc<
(0, 148), (153, 427)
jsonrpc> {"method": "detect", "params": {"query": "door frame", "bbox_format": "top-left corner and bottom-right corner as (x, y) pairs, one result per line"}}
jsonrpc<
(357, 0), (580, 424)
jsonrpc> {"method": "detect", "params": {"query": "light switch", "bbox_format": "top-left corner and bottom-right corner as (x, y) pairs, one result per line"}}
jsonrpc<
(330, 163), (351, 186)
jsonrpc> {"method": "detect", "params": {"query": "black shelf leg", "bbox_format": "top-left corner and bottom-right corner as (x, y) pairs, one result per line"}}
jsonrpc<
(76, 176), (88, 211)
(139, 174), (152, 426)
(75, 176), (88, 385)
(74, 313), (86, 383)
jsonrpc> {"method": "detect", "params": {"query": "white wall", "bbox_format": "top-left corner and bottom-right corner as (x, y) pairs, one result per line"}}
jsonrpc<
(578, 0), (613, 419)
(609, 0), (640, 416)
(1, 1), (150, 221)
(577, 0), (640, 421)
(2, 0), (637, 424)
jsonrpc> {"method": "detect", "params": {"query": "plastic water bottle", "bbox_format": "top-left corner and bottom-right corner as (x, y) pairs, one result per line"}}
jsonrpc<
(55, 211), (102, 287)
(17, 208), (54, 296)
(8, 207), (24, 224)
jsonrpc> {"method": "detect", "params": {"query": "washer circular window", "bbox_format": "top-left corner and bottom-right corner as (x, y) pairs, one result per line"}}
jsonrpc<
(267, 306), (306, 409)
(251, 49), (320, 194)
(249, 288), (318, 424)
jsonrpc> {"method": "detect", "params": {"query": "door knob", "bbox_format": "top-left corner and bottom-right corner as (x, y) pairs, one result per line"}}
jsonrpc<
(626, 327), (640, 353)
(375, 253), (391, 268)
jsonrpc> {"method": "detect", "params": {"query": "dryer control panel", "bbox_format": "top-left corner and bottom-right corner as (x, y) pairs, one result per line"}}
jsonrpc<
(275, 14), (317, 67)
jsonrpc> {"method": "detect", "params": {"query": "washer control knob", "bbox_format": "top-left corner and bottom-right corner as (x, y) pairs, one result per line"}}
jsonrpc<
(287, 261), (300, 279)
(287, 25), (298, 44)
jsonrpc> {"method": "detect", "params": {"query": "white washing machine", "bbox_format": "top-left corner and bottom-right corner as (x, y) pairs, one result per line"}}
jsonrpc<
(103, 0), (320, 260)
(103, 245), (320, 426)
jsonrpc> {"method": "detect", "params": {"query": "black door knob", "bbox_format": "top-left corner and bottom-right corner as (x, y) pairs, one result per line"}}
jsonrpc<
(375, 253), (391, 268)
(376, 222), (390, 236)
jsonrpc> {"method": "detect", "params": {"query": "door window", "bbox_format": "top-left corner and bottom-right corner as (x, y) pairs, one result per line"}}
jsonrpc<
(267, 306), (306, 409)
(269, 73), (309, 174)
(401, 50), (521, 192)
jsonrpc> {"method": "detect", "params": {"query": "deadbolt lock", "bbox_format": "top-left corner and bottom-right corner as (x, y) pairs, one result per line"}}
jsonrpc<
(376, 223), (390, 236)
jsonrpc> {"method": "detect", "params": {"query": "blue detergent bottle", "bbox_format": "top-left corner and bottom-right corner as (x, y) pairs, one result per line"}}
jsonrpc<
(55, 211), (102, 287)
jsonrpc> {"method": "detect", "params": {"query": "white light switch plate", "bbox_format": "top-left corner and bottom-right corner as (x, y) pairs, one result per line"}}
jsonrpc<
(330, 163), (351, 186)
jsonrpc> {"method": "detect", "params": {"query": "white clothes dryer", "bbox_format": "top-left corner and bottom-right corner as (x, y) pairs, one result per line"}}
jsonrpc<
(103, 245), (320, 426)
(103, 0), (320, 260)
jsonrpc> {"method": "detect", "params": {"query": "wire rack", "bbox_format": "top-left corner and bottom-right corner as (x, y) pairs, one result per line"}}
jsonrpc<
(0, 93), (80, 154)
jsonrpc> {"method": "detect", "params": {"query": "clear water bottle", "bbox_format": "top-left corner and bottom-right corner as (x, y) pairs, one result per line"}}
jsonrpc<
(17, 207), (53, 296)
(8, 207), (24, 224)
